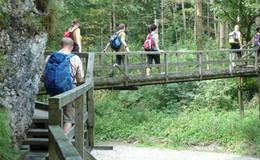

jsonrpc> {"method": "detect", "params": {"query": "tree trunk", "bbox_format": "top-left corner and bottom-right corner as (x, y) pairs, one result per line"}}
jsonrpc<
(219, 22), (225, 48)
(195, 0), (204, 50)
(112, 0), (116, 32)
(161, 0), (165, 47)
(207, 2), (210, 37)
(181, 0), (186, 30)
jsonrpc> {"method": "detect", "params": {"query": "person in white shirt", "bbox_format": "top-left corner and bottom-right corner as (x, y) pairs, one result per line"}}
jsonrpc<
(42, 38), (84, 133)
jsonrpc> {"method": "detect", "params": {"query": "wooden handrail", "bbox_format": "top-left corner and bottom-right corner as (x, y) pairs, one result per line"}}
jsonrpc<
(93, 49), (259, 89)
(49, 125), (82, 160)
(48, 52), (96, 160)
(45, 48), (258, 57)
(93, 48), (258, 55)
(49, 83), (92, 109)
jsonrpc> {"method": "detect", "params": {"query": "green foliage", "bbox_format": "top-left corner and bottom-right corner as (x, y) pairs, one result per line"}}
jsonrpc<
(96, 93), (260, 156)
(213, 0), (260, 42)
(0, 108), (19, 160)
(191, 79), (237, 111)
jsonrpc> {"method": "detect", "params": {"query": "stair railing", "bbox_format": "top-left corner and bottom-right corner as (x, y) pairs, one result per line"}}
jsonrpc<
(48, 52), (95, 160)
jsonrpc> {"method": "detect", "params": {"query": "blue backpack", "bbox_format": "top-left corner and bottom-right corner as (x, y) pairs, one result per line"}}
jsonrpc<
(110, 32), (121, 51)
(44, 52), (74, 95)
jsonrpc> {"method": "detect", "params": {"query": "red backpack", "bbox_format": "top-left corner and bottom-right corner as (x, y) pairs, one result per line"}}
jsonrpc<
(63, 27), (78, 38)
(144, 34), (155, 51)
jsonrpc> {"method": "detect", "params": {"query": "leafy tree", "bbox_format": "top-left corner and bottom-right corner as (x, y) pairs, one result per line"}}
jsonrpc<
(213, 0), (260, 42)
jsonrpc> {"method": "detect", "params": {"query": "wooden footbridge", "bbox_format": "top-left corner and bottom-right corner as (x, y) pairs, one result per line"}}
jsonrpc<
(22, 48), (260, 160)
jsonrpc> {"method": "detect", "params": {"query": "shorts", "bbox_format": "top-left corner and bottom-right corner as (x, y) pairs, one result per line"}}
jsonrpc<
(231, 43), (241, 58)
(63, 102), (75, 123)
(147, 54), (160, 65)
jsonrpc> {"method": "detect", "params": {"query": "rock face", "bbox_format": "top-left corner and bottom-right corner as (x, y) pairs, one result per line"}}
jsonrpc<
(0, 0), (48, 145)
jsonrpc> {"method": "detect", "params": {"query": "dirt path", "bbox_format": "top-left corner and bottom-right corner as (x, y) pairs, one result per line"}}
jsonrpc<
(91, 143), (259, 160)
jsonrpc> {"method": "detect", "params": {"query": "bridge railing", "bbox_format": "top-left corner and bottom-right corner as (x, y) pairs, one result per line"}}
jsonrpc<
(48, 52), (95, 160)
(94, 49), (259, 88)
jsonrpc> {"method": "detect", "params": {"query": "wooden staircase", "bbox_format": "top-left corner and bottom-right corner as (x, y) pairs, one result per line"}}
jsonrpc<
(21, 109), (49, 160)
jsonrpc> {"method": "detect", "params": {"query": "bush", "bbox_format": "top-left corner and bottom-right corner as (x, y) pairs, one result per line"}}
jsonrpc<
(0, 108), (19, 160)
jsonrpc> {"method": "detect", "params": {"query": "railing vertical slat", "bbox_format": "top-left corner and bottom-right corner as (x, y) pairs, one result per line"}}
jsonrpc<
(48, 99), (63, 159)
(124, 54), (129, 85)
(176, 53), (179, 74)
(75, 95), (85, 158)
(198, 52), (202, 79)
(255, 50), (258, 71)
(87, 86), (95, 149)
(164, 52), (168, 82)
(229, 51), (233, 74)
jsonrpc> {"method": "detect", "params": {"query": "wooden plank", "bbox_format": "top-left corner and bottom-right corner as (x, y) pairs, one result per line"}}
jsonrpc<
(198, 52), (202, 79)
(176, 53), (179, 73)
(84, 112), (88, 123)
(93, 48), (256, 55)
(75, 95), (85, 158)
(35, 101), (48, 111)
(164, 52), (168, 82)
(238, 77), (244, 117)
(84, 148), (96, 160)
(48, 98), (62, 127)
(258, 74), (260, 117)
(85, 52), (95, 83)
(255, 50), (258, 70)
(65, 126), (75, 140)
(124, 54), (129, 86)
(49, 125), (82, 160)
(23, 138), (48, 146)
(28, 129), (48, 136)
(94, 71), (258, 89)
(93, 146), (113, 150)
(87, 87), (95, 148)
(49, 83), (92, 109)
(229, 52), (233, 74)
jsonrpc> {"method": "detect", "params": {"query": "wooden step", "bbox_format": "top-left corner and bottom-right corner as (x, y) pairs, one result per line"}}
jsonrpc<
(28, 129), (48, 136)
(33, 109), (48, 124)
(32, 116), (48, 124)
(22, 151), (48, 160)
(23, 138), (49, 146)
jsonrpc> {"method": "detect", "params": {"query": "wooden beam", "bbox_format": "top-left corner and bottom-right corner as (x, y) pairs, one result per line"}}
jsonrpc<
(95, 71), (258, 89)
(35, 101), (48, 111)
(75, 95), (85, 158)
(84, 148), (96, 160)
(87, 87), (95, 148)
(48, 101), (63, 126)
(49, 125), (82, 160)
(49, 83), (92, 109)
(65, 126), (75, 140)
(238, 77), (244, 117)
(258, 74), (260, 117)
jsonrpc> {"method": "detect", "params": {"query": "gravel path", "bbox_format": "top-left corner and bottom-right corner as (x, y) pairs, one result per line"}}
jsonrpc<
(91, 143), (260, 160)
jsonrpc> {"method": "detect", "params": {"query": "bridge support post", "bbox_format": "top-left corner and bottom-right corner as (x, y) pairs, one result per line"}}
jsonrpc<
(87, 87), (95, 149)
(238, 77), (244, 117)
(257, 73), (260, 117)
(75, 95), (85, 158)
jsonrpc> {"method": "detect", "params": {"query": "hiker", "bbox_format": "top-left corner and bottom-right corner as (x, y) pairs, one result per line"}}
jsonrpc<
(104, 23), (130, 66)
(252, 27), (260, 55)
(42, 38), (84, 133)
(64, 19), (82, 52)
(145, 24), (162, 76)
(229, 25), (243, 58)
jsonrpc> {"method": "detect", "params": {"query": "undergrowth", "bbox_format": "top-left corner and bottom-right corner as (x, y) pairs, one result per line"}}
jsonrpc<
(95, 81), (260, 157)
(0, 108), (19, 160)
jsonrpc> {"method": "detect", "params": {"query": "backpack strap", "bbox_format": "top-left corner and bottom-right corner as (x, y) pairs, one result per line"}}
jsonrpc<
(66, 53), (75, 60)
